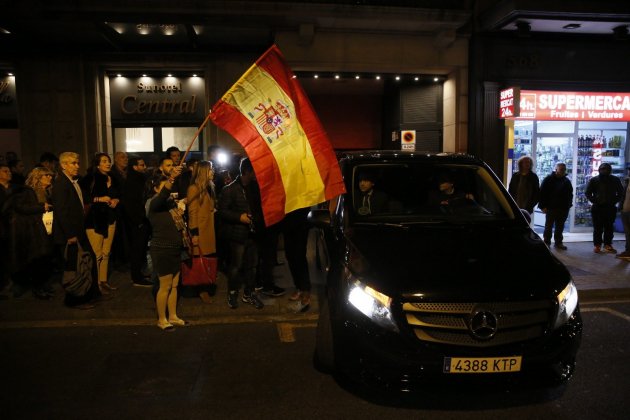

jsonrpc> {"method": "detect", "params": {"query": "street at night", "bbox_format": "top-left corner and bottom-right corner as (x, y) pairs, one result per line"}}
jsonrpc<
(2, 298), (630, 419)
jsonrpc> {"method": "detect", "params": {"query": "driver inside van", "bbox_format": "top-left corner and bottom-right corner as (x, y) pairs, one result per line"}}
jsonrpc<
(355, 172), (388, 215)
(432, 172), (474, 207)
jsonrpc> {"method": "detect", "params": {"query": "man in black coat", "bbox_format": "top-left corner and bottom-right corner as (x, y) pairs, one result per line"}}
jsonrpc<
(218, 157), (264, 310)
(52, 152), (100, 308)
(123, 156), (152, 286)
(539, 163), (573, 250)
(586, 162), (624, 253)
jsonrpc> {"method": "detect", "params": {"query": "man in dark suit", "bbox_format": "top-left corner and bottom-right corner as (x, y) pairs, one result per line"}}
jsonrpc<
(123, 156), (152, 286)
(52, 151), (100, 309)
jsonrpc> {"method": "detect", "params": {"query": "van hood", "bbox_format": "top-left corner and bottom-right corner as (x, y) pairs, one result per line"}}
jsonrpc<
(345, 224), (571, 302)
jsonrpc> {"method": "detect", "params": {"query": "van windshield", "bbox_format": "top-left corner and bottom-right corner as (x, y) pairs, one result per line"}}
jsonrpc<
(351, 163), (515, 223)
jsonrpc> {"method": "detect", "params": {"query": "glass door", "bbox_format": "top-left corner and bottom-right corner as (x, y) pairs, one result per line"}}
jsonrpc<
(533, 136), (574, 229)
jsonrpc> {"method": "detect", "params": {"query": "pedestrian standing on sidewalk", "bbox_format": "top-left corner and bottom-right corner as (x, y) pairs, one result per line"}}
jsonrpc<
(508, 156), (540, 215)
(617, 167), (630, 260)
(146, 165), (189, 330)
(539, 163), (573, 250)
(6, 167), (55, 299)
(124, 156), (152, 286)
(218, 157), (264, 310)
(80, 153), (120, 295)
(52, 152), (101, 309)
(586, 162), (624, 254)
(183, 160), (217, 303)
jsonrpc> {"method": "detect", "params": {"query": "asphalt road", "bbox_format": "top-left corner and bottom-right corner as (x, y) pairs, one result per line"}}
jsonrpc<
(1, 300), (629, 420)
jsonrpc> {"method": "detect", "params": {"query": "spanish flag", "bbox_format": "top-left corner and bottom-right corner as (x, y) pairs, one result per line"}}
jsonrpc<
(210, 45), (345, 226)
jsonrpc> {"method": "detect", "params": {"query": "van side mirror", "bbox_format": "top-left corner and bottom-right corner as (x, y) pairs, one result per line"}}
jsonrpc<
(307, 209), (331, 228)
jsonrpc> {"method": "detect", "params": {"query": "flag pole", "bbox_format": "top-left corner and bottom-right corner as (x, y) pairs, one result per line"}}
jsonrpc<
(180, 111), (212, 165)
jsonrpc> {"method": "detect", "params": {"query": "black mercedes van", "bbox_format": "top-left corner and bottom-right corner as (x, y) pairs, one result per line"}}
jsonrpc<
(309, 151), (582, 389)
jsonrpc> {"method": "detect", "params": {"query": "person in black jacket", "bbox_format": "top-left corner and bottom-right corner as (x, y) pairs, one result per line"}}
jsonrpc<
(52, 152), (101, 309)
(586, 162), (624, 253)
(6, 167), (55, 298)
(80, 153), (120, 295)
(124, 156), (152, 286)
(146, 166), (188, 330)
(539, 163), (573, 250)
(508, 156), (540, 215)
(218, 157), (264, 310)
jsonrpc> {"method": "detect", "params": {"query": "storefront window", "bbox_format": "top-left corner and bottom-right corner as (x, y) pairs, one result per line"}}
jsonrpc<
(162, 127), (200, 152)
(114, 127), (154, 152)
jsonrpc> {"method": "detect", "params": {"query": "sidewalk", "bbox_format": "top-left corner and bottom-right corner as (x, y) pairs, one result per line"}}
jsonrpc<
(1, 234), (629, 327)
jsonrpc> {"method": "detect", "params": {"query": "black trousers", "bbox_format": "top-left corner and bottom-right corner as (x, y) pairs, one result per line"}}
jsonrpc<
(283, 211), (311, 293)
(543, 208), (569, 244)
(255, 225), (280, 290)
(227, 239), (258, 294)
(129, 221), (150, 282)
(591, 204), (617, 246)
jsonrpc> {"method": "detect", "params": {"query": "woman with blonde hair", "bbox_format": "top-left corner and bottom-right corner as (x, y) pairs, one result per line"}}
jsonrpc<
(7, 167), (55, 298)
(183, 160), (217, 303)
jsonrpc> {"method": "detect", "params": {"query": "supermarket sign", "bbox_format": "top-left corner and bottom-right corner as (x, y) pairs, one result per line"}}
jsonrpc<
(500, 89), (630, 121)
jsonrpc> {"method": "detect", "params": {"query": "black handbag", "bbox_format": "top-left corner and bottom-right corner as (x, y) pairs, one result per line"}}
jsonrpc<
(62, 243), (93, 297)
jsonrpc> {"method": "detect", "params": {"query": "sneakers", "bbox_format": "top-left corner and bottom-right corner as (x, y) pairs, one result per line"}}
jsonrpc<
(133, 278), (153, 287)
(242, 293), (264, 309)
(616, 251), (630, 260)
(227, 290), (239, 309)
(594, 245), (602, 253)
(603, 245), (617, 254)
(262, 285), (286, 297)
(291, 299), (311, 313)
(554, 243), (568, 250)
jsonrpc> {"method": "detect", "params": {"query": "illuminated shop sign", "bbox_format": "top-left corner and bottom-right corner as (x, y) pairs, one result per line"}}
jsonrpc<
(109, 76), (206, 123)
(506, 90), (630, 122)
(499, 87), (520, 118)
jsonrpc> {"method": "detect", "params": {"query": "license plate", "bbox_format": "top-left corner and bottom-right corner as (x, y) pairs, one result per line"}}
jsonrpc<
(443, 356), (522, 374)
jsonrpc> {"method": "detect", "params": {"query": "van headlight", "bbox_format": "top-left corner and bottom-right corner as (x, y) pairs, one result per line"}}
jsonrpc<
(553, 281), (579, 329)
(347, 279), (398, 332)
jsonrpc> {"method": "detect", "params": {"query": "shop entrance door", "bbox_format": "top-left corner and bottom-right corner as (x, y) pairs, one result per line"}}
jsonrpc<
(533, 136), (574, 229)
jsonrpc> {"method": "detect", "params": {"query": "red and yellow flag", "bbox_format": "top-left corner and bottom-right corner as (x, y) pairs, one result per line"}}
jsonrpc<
(210, 44), (345, 226)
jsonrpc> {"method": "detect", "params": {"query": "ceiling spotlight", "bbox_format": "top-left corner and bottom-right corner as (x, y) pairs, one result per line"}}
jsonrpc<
(414, 77), (419, 81)
(355, 75), (360, 79)
(117, 74), (122, 77)
(167, 74), (172, 77)
(375, 75), (381, 80)
(334, 74), (340, 79)
(313, 74), (319, 79)
(433, 77), (439, 82)
(562, 23), (581, 30)
(291, 75), (297, 79)
(8, 72), (13, 76)
(192, 74), (198, 77)
(142, 74), (147, 77)
(395, 76), (401, 81)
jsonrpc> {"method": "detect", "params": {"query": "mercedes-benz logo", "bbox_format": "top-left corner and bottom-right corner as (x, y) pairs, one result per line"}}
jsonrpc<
(469, 310), (498, 340)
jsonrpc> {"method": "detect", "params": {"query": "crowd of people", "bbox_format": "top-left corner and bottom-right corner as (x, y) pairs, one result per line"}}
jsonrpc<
(509, 155), (630, 258)
(0, 147), (313, 330)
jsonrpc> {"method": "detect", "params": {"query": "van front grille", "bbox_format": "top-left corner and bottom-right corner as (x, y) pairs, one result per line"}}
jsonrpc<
(401, 300), (554, 347)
